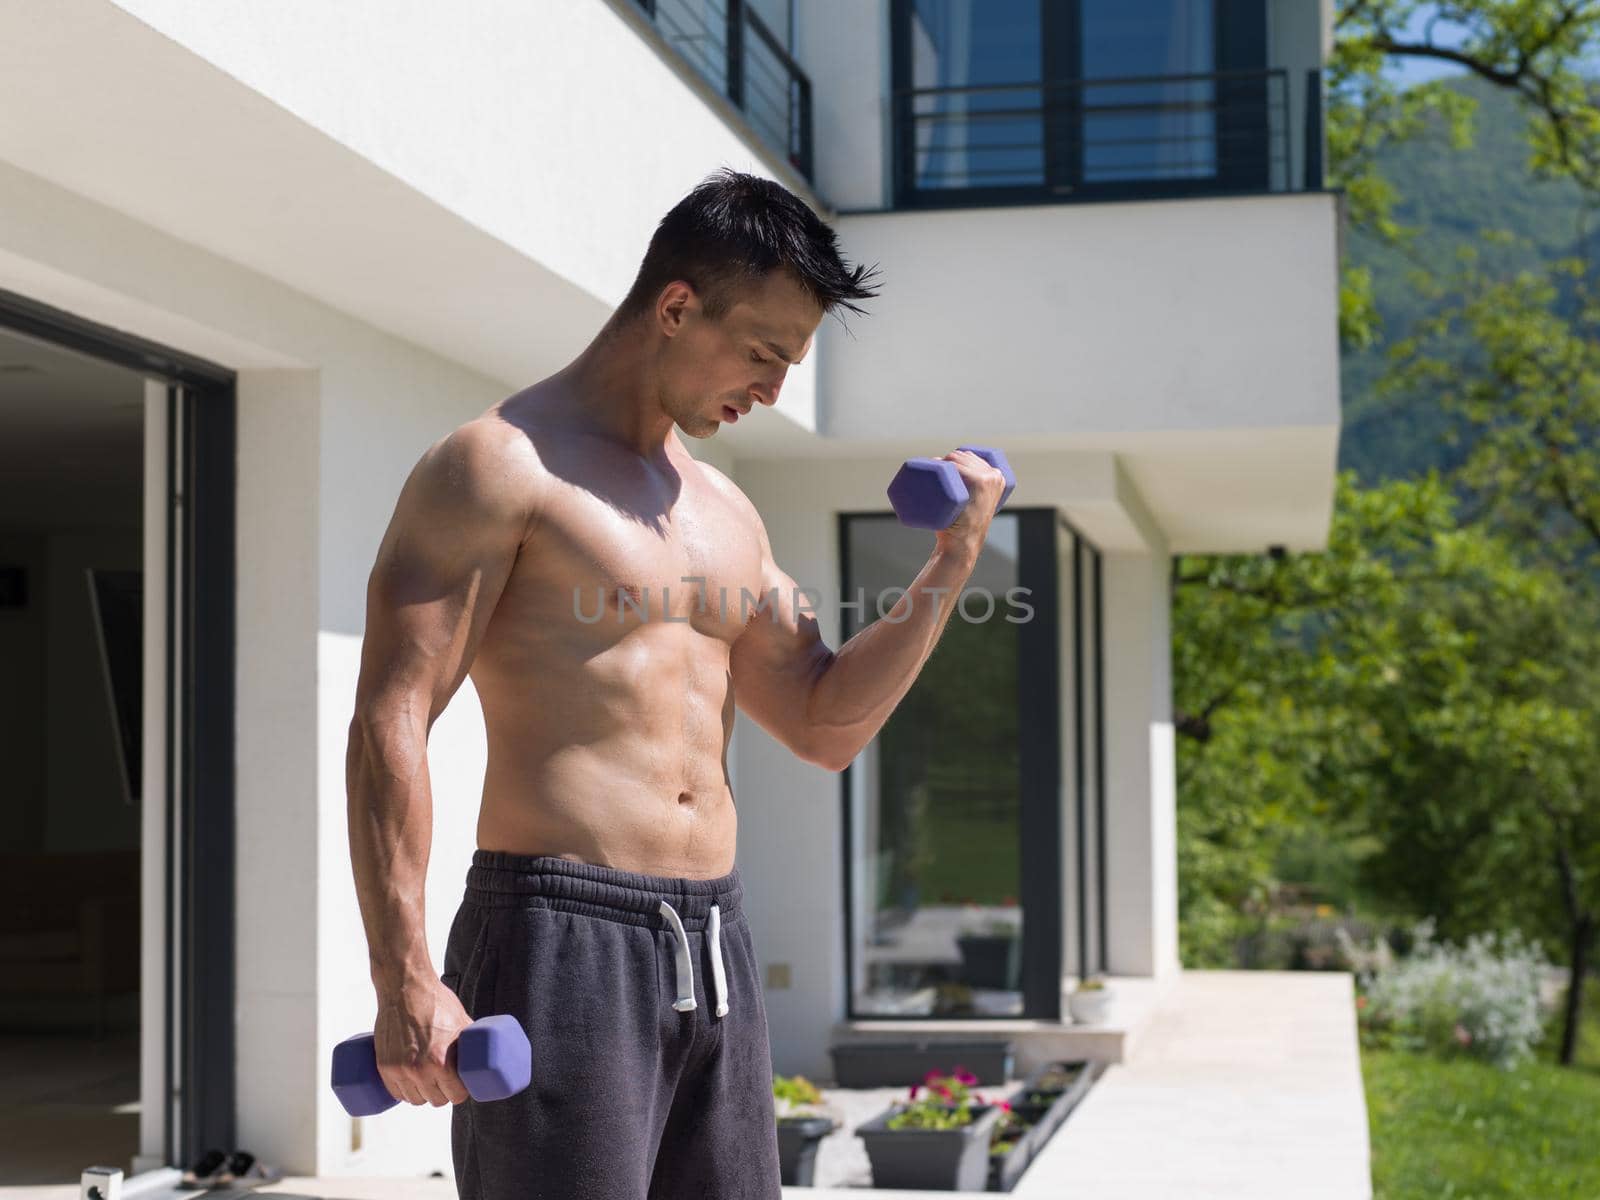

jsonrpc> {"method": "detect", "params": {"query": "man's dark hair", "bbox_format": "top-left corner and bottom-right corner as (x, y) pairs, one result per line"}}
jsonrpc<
(617, 167), (881, 326)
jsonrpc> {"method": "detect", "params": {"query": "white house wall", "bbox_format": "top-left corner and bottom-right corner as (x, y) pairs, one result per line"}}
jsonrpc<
(796, 0), (891, 211)
(825, 193), (1340, 441)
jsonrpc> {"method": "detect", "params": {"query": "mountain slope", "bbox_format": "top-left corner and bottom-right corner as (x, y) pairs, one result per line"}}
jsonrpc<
(1339, 74), (1596, 484)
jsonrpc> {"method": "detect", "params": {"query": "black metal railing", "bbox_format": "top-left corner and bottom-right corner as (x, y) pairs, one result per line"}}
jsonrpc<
(1304, 67), (1324, 190)
(893, 67), (1319, 208)
(633, 0), (813, 182)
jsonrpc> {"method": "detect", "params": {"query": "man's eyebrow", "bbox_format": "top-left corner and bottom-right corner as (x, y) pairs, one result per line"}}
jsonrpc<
(763, 338), (799, 364)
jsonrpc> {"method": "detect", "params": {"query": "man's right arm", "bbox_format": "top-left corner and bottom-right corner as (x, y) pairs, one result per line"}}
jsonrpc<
(346, 418), (539, 1010)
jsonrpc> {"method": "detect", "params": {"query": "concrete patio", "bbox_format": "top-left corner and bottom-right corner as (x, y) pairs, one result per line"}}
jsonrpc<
(5, 968), (1368, 1200)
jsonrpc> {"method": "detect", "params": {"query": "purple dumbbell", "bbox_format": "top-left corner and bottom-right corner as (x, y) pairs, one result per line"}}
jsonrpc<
(887, 446), (1017, 530)
(331, 1014), (532, 1117)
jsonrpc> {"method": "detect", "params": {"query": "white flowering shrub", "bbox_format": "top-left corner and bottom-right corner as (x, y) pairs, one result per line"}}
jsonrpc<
(1335, 918), (1549, 1069)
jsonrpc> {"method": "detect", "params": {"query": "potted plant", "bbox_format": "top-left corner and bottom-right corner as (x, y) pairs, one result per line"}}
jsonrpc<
(857, 1066), (1003, 1191)
(986, 1103), (1035, 1191)
(772, 1074), (839, 1187)
(1068, 975), (1113, 1025)
(956, 917), (1021, 990)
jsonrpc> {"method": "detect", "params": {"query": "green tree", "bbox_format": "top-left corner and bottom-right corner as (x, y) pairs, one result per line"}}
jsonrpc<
(1328, 0), (1600, 366)
(1175, 472), (1600, 1063)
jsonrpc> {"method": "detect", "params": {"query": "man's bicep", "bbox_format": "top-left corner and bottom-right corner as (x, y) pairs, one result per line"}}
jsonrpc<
(355, 426), (533, 722)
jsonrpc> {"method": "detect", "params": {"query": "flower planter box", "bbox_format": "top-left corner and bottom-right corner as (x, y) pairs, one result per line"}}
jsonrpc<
(1013, 1061), (1095, 1154)
(956, 933), (1021, 990)
(1027, 1060), (1089, 1094)
(776, 1115), (836, 1186)
(858, 1103), (1003, 1192)
(985, 1119), (1035, 1192)
(829, 1039), (1015, 1087)
(987, 1140), (1033, 1192)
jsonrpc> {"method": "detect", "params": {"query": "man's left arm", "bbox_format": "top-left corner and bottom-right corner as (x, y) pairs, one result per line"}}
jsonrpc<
(727, 487), (992, 773)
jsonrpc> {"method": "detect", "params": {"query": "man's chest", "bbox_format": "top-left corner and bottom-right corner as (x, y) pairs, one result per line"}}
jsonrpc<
(517, 475), (763, 639)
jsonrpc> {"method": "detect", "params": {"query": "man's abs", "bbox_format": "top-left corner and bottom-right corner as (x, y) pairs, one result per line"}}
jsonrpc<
(463, 433), (759, 880)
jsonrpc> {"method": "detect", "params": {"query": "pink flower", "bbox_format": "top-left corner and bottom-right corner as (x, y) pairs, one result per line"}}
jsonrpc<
(907, 1085), (920, 1100)
(923, 1068), (945, 1085)
(933, 1084), (953, 1100)
(953, 1068), (977, 1085)
(1454, 1024), (1472, 1046)
(1356, 995), (1368, 1010)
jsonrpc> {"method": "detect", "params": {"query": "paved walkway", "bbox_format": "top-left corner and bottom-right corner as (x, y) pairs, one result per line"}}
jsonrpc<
(3, 971), (1369, 1200)
(1014, 970), (1371, 1199)
(802, 969), (1371, 1198)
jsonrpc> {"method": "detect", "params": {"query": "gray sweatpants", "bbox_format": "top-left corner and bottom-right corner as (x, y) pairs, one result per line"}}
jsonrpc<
(440, 850), (783, 1199)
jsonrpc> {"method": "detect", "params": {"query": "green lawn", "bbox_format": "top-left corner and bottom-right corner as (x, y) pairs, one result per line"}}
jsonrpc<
(1364, 981), (1600, 1199)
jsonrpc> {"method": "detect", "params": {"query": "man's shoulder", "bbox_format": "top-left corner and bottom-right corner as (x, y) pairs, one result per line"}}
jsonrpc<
(690, 456), (758, 520)
(410, 410), (550, 530)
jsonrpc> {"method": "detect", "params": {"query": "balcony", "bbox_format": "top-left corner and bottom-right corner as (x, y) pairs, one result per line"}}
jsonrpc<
(631, 0), (814, 181)
(892, 67), (1325, 210)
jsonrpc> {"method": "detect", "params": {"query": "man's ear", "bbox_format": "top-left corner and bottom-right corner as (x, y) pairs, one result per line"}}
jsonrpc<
(656, 281), (696, 338)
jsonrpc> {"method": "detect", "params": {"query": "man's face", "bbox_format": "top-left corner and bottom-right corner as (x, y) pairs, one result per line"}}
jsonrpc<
(659, 269), (822, 439)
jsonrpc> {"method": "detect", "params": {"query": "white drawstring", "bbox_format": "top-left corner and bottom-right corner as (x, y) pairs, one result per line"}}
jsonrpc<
(658, 899), (729, 1018)
(708, 903), (729, 1018)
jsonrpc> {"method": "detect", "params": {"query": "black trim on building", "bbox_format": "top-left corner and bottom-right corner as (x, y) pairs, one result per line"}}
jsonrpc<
(0, 288), (233, 389)
(0, 287), (237, 1166)
(1214, 0), (1271, 192)
(178, 379), (237, 1158)
(1059, 516), (1109, 981)
(836, 511), (856, 1023)
(1015, 509), (1062, 1018)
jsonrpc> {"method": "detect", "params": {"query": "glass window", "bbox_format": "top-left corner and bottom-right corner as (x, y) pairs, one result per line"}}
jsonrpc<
(894, 0), (1253, 200)
(1080, 0), (1217, 182)
(908, 0), (1044, 189)
(845, 514), (1026, 1017)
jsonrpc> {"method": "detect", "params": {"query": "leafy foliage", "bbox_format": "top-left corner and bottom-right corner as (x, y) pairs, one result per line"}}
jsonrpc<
(1342, 918), (1551, 1068)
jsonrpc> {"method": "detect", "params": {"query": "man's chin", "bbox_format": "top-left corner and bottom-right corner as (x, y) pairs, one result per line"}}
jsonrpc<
(675, 415), (718, 439)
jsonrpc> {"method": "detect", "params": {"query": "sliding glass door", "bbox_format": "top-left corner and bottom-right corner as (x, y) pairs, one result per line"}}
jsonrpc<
(840, 509), (1063, 1019)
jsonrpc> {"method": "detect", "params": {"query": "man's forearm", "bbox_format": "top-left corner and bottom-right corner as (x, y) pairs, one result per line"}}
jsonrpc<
(346, 711), (437, 1000)
(806, 543), (980, 768)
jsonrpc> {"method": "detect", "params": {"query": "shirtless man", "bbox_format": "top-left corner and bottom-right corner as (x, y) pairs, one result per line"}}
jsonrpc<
(346, 168), (1007, 1200)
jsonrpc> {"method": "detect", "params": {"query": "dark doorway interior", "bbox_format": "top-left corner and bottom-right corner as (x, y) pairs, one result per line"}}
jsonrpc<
(0, 323), (147, 1185)
(0, 290), (236, 1183)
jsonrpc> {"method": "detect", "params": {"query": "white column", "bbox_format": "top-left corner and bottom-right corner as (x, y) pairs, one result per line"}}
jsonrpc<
(1100, 551), (1180, 980)
(234, 368), (322, 1170)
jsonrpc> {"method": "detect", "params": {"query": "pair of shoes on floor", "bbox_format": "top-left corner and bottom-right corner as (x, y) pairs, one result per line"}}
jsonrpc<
(180, 1148), (284, 1190)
